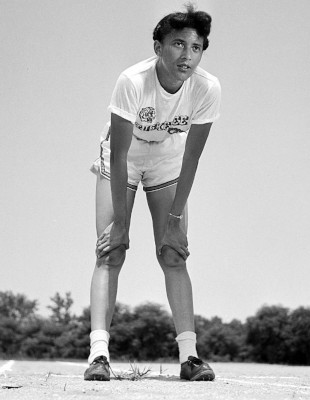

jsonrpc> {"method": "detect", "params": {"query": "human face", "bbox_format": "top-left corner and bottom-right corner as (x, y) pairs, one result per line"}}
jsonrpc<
(154, 28), (204, 93)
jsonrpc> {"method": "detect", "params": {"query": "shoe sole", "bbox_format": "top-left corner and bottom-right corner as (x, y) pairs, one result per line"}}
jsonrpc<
(190, 372), (215, 381)
(84, 374), (110, 381)
(180, 372), (215, 381)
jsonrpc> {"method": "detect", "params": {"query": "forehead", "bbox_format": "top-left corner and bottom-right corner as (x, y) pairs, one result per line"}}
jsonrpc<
(163, 28), (203, 44)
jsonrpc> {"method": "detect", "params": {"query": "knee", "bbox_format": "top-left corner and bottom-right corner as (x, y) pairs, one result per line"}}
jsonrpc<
(158, 245), (185, 269)
(96, 245), (126, 268)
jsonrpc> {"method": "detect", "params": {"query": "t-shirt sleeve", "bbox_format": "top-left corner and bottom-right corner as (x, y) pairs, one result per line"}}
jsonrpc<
(191, 78), (221, 124)
(108, 74), (139, 123)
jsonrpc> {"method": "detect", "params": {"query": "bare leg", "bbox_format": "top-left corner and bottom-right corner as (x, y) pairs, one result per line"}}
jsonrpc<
(146, 186), (195, 335)
(90, 174), (136, 331)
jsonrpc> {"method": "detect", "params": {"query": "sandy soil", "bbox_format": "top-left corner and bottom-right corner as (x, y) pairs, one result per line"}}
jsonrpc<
(1, 360), (310, 399)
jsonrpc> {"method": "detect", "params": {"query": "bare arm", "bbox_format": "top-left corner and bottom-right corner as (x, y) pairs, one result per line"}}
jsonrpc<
(171, 122), (213, 216)
(110, 113), (133, 226)
(96, 113), (133, 257)
(159, 122), (213, 258)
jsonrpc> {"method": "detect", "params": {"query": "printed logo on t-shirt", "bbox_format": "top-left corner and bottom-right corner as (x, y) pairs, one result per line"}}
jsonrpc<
(139, 107), (156, 123)
(136, 108), (189, 135)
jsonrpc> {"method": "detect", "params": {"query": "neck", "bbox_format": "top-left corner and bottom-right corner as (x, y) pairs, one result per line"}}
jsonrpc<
(155, 62), (183, 94)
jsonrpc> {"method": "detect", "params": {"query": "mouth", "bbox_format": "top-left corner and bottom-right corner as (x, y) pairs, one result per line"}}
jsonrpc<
(177, 64), (191, 72)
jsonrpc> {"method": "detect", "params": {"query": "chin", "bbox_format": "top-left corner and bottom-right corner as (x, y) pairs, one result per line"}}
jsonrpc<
(177, 71), (192, 81)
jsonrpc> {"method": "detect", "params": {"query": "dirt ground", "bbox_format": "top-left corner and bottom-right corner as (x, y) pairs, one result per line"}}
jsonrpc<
(1, 360), (310, 400)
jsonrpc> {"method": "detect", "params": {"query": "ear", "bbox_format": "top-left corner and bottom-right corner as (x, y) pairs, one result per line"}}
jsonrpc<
(153, 40), (162, 57)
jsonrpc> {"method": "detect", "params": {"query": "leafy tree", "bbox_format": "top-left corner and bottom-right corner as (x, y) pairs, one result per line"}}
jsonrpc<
(228, 319), (250, 361)
(0, 317), (21, 356)
(54, 306), (92, 359)
(42, 292), (80, 358)
(0, 291), (39, 357)
(131, 302), (177, 360)
(0, 291), (38, 321)
(109, 302), (177, 361)
(287, 307), (310, 365)
(109, 303), (136, 360)
(19, 316), (47, 358)
(47, 292), (74, 324)
(246, 305), (290, 363)
(196, 316), (248, 362)
(73, 306), (91, 359)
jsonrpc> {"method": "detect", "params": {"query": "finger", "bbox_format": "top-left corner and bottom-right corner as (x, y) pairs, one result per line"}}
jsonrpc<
(97, 235), (109, 245)
(96, 241), (110, 250)
(97, 232), (107, 241)
(183, 247), (190, 257)
(157, 242), (166, 256)
(97, 245), (125, 259)
(97, 222), (113, 242)
(177, 246), (190, 260)
(166, 244), (188, 260)
(97, 247), (110, 258)
(180, 251), (188, 260)
(96, 243), (109, 252)
(97, 242), (123, 258)
(96, 243), (112, 256)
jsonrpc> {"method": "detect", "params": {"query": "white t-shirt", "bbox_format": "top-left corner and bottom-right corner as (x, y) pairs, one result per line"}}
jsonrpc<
(108, 56), (221, 142)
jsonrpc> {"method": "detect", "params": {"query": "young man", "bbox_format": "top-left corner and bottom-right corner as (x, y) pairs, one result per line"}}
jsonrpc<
(85, 4), (221, 381)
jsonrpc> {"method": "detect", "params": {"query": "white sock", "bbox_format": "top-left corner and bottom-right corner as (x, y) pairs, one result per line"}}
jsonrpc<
(176, 331), (198, 364)
(88, 329), (110, 364)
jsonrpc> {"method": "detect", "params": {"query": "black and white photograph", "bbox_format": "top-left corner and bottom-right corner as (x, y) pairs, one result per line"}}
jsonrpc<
(1, 0), (310, 398)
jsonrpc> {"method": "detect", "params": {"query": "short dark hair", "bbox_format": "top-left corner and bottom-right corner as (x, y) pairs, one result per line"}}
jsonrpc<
(153, 3), (212, 51)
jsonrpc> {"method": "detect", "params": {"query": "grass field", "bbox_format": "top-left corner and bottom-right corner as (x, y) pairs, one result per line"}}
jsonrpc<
(1, 360), (310, 399)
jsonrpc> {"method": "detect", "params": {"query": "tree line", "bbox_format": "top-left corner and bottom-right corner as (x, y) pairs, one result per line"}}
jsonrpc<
(0, 291), (310, 365)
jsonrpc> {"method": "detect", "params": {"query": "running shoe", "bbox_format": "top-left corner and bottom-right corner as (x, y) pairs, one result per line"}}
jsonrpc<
(84, 356), (110, 381)
(180, 356), (215, 381)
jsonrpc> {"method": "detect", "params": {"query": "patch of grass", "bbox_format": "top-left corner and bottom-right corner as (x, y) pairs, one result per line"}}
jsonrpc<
(111, 362), (151, 381)
(159, 364), (168, 375)
(45, 371), (51, 381)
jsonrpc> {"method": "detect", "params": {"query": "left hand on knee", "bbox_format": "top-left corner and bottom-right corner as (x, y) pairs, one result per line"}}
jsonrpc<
(158, 219), (190, 260)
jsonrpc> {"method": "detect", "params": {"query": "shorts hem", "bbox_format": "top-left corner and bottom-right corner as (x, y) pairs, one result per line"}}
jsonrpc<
(143, 178), (179, 193)
(91, 167), (138, 192)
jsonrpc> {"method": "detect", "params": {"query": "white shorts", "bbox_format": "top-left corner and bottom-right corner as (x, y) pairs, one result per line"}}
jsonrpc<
(90, 131), (187, 192)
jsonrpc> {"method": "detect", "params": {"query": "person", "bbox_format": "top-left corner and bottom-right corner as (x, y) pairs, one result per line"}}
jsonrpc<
(84, 3), (221, 382)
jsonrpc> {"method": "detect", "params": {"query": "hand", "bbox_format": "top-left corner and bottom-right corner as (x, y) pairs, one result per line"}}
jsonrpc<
(96, 221), (129, 259)
(158, 218), (190, 260)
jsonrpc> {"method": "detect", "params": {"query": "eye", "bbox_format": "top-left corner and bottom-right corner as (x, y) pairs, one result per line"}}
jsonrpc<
(192, 45), (201, 53)
(174, 41), (184, 48)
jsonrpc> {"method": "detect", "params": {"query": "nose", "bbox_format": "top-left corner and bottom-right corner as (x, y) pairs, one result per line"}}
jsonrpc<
(181, 46), (191, 60)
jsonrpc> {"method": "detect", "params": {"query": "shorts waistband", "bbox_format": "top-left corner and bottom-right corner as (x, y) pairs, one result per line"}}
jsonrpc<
(132, 133), (166, 144)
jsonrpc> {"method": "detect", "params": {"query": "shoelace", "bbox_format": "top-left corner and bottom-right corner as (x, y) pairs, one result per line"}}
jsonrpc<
(92, 356), (109, 366)
(187, 356), (203, 367)
(92, 356), (115, 375)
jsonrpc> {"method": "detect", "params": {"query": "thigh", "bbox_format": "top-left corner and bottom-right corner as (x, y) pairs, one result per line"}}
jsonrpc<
(96, 174), (136, 237)
(146, 185), (188, 248)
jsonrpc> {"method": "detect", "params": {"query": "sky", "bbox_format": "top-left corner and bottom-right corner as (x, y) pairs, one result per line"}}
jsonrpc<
(1, 0), (310, 323)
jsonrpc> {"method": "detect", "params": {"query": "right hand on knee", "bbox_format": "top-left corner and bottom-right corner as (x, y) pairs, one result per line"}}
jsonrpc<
(96, 244), (126, 267)
(96, 221), (129, 259)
